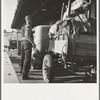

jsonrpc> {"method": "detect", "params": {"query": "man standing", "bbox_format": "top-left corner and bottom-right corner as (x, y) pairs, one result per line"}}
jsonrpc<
(21, 15), (35, 80)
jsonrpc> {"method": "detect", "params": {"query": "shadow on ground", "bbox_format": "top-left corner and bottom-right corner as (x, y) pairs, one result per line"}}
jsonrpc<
(10, 57), (21, 64)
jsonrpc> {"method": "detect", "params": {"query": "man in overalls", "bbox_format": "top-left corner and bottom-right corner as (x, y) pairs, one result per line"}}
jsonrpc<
(21, 15), (35, 80)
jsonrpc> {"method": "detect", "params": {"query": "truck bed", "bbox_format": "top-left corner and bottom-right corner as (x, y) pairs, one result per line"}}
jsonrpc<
(70, 35), (96, 57)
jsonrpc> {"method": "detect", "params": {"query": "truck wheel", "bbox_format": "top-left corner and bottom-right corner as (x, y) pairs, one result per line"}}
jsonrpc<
(42, 54), (54, 83)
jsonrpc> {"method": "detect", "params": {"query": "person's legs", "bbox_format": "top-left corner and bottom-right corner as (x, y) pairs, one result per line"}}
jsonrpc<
(22, 49), (31, 77)
(22, 41), (32, 79)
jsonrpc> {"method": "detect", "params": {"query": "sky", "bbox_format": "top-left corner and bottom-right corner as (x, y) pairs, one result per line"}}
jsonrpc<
(2, 0), (18, 31)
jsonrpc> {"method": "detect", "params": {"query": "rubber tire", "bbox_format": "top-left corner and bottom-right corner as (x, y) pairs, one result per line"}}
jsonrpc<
(42, 54), (54, 83)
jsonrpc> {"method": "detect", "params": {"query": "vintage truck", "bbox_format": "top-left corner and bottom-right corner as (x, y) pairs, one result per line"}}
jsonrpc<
(31, 0), (96, 83)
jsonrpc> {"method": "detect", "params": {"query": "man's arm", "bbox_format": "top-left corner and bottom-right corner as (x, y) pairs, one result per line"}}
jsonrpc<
(25, 24), (36, 48)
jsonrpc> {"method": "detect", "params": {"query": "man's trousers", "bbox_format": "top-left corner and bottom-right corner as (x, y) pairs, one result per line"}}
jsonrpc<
(21, 40), (32, 78)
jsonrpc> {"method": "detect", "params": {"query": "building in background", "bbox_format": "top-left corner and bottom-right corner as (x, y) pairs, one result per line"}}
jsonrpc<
(4, 30), (21, 52)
